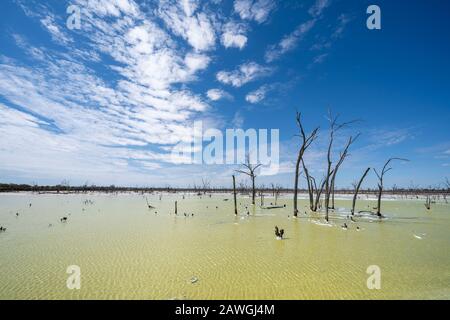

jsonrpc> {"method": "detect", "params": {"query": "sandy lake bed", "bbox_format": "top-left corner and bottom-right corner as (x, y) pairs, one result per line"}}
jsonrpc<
(0, 192), (449, 299)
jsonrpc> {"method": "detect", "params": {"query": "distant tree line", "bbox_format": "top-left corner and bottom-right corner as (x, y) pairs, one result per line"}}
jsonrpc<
(1, 182), (448, 195)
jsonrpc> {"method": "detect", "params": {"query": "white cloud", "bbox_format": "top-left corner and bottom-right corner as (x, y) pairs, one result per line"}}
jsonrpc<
(0, 0), (221, 185)
(312, 53), (328, 65)
(158, 0), (216, 51)
(206, 89), (232, 101)
(264, 0), (333, 62)
(216, 62), (272, 87)
(221, 21), (248, 49)
(185, 52), (211, 72)
(308, 0), (331, 18)
(370, 129), (413, 146)
(245, 85), (268, 103)
(310, 14), (351, 51)
(40, 15), (72, 44)
(234, 0), (276, 23)
(0, 103), (46, 128)
(265, 19), (315, 62)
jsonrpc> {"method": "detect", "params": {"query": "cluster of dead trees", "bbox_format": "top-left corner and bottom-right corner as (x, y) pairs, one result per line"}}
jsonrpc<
(293, 111), (412, 220)
(234, 111), (416, 221)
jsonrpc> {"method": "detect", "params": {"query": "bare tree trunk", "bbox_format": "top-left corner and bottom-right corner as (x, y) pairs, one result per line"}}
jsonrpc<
(293, 154), (302, 216)
(324, 113), (359, 221)
(325, 152), (332, 221)
(376, 182), (382, 217)
(302, 159), (314, 211)
(233, 175), (237, 215)
(175, 201), (177, 215)
(331, 179), (336, 209)
(293, 113), (319, 217)
(251, 175), (256, 205)
(324, 129), (333, 221)
(351, 168), (370, 215)
(374, 158), (409, 217)
(329, 135), (356, 210)
(313, 178), (327, 211)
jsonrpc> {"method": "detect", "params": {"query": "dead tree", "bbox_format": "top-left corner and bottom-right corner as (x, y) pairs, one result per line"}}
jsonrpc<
(302, 159), (314, 211)
(302, 158), (330, 212)
(424, 196), (431, 210)
(351, 167), (371, 215)
(236, 155), (262, 205)
(238, 181), (248, 194)
(293, 112), (319, 217)
(274, 185), (282, 205)
(374, 158), (409, 217)
(324, 112), (358, 221)
(232, 175), (238, 215)
(201, 178), (211, 194)
(330, 134), (359, 209)
(271, 183), (276, 197)
(311, 174), (329, 211)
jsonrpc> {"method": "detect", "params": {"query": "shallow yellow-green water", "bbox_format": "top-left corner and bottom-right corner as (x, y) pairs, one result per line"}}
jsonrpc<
(0, 192), (449, 300)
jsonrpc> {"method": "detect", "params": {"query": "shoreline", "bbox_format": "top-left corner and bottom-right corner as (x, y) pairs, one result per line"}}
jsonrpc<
(0, 190), (448, 202)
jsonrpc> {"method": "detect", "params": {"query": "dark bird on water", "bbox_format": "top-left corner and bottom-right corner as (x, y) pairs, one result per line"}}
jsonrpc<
(145, 197), (155, 209)
(60, 217), (68, 222)
(274, 226), (284, 239)
(0, 226), (6, 232)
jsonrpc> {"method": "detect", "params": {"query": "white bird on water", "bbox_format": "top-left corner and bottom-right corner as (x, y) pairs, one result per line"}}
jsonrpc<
(190, 276), (199, 284)
(413, 232), (426, 240)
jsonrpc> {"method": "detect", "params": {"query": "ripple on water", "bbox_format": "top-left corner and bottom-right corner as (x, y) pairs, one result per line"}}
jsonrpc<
(0, 193), (449, 299)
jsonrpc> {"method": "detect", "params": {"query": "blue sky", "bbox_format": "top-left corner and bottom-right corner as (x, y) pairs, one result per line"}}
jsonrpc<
(0, 0), (449, 188)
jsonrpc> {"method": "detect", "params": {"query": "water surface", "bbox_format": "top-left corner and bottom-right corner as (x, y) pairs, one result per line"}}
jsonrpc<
(0, 192), (449, 299)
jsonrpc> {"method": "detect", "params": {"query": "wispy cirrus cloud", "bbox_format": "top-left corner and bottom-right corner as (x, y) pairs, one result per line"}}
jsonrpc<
(40, 14), (72, 44)
(311, 13), (351, 51)
(265, 0), (331, 62)
(216, 62), (272, 87)
(308, 0), (331, 18)
(265, 19), (315, 62)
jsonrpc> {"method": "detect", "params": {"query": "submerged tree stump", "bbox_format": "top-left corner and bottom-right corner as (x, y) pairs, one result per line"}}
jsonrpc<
(232, 175), (237, 216)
